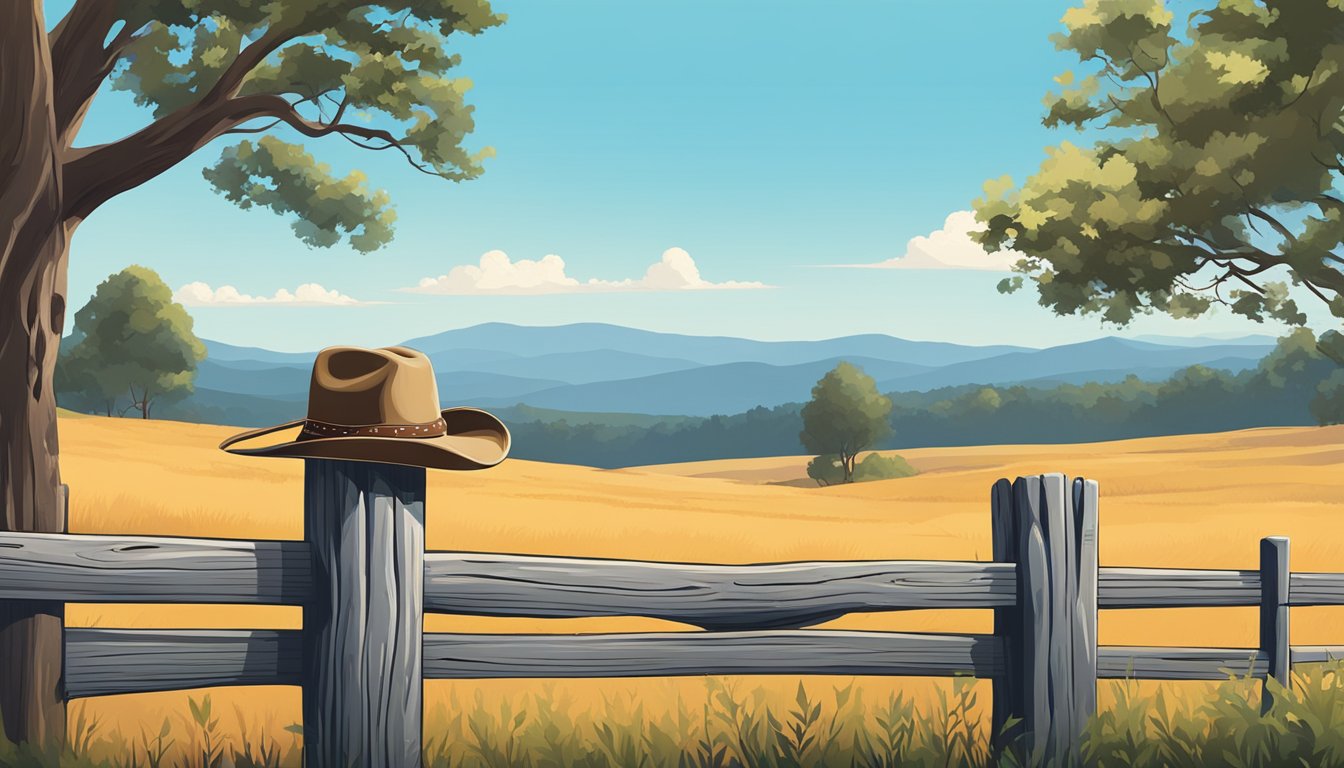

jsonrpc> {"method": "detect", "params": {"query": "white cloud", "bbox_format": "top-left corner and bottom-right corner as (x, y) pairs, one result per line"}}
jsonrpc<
(830, 211), (1024, 271)
(405, 248), (770, 295)
(174, 282), (378, 307)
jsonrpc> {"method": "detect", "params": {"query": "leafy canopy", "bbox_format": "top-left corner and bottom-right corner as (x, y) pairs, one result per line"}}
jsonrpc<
(55, 0), (502, 251)
(800, 362), (893, 483)
(60, 266), (206, 418)
(974, 0), (1344, 338)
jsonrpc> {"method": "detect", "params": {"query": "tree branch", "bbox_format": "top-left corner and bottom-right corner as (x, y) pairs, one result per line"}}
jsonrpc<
(200, 25), (297, 104)
(61, 94), (290, 221)
(49, 1), (140, 148)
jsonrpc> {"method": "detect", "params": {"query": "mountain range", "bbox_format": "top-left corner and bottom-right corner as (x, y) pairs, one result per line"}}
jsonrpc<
(167, 323), (1280, 425)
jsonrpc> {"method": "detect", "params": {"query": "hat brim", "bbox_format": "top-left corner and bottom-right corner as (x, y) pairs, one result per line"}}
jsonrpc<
(220, 407), (510, 471)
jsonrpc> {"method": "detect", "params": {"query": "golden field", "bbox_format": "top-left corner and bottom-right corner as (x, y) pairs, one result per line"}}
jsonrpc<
(51, 413), (1344, 747)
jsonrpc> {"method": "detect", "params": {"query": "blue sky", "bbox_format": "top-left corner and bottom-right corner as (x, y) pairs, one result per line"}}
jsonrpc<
(52, 0), (1310, 350)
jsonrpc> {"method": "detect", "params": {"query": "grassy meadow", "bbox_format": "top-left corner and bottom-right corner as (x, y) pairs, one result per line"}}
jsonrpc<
(27, 413), (1344, 765)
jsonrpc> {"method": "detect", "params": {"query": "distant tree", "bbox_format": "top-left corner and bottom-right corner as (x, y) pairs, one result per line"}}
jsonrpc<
(1257, 328), (1344, 425)
(974, 1), (1344, 357)
(800, 362), (893, 483)
(61, 267), (206, 419)
(806, 454), (846, 487)
(54, 333), (119, 416)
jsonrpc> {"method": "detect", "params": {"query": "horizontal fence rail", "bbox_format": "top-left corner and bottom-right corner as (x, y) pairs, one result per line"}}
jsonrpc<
(422, 630), (1005, 679)
(425, 553), (1016, 629)
(7, 534), (1343, 614)
(61, 627), (1344, 698)
(65, 628), (302, 698)
(0, 533), (310, 604)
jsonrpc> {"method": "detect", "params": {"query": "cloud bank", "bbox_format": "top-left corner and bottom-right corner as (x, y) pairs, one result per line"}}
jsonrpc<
(832, 211), (1023, 271)
(174, 282), (377, 307)
(405, 248), (769, 295)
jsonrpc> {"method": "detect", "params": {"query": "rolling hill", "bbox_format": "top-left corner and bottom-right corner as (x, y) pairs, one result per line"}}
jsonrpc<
(52, 411), (1344, 752)
(162, 323), (1279, 422)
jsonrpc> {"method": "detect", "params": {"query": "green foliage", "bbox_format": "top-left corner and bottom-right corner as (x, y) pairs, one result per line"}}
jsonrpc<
(99, 0), (503, 251)
(975, 0), (1344, 333)
(800, 363), (894, 483)
(58, 266), (206, 419)
(854, 452), (918, 482)
(202, 137), (395, 251)
(5, 664), (1344, 766)
(806, 454), (846, 486)
(810, 452), (918, 487)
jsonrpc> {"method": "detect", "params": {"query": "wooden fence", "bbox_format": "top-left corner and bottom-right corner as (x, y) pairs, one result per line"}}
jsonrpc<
(1, 464), (1343, 767)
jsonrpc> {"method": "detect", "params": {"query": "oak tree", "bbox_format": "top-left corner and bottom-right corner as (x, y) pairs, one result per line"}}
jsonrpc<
(60, 266), (206, 419)
(800, 363), (893, 484)
(0, 0), (500, 745)
(975, 1), (1344, 352)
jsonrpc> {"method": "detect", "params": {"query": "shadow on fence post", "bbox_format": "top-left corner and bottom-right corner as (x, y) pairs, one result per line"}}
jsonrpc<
(303, 460), (425, 768)
(992, 474), (1098, 767)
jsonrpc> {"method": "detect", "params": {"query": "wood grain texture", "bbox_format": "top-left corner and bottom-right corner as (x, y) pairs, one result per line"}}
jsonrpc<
(1288, 573), (1344, 605)
(302, 460), (425, 768)
(1070, 478), (1099, 751)
(1013, 474), (1053, 766)
(0, 532), (309, 604)
(1097, 568), (1260, 607)
(1097, 646), (1266, 680)
(423, 630), (1004, 679)
(424, 553), (1016, 629)
(1042, 474), (1077, 765)
(64, 628), (301, 698)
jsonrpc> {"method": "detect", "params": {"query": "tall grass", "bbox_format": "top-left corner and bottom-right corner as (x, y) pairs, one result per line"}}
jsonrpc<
(2, 664), (1342, 767)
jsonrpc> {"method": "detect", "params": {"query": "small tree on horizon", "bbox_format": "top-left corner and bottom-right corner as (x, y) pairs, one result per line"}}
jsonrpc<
(59, 266), (206, 419)
(800, 362), (893, 484)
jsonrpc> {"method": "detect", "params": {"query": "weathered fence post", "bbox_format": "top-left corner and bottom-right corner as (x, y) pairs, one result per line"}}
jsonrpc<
(994, 474), (1098, 767)
(1259, 536), (1289, 714)
(0, 482), (68, 750)
(990, 479), (1022, 753)
(303, 460), (425, 768)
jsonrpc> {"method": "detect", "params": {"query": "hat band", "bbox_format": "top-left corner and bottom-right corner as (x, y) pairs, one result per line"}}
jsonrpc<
(299, 416), (449, 440)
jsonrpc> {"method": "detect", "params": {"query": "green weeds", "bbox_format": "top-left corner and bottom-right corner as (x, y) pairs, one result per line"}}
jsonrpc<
(1, 663), (1341, 767)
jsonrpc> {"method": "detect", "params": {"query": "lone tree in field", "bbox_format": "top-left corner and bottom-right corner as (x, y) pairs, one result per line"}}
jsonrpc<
(800, 362), (893, 484)
(0, 0), (501, 746)
(60, 266), (206, 419)
(974, 1), (1344, 363)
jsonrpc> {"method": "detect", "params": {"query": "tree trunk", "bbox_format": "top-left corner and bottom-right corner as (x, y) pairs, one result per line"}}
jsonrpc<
(0, 0), (69, 750)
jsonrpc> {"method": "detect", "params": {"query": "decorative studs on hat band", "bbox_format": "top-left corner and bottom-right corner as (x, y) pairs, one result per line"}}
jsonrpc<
(298, 416), (449, 440)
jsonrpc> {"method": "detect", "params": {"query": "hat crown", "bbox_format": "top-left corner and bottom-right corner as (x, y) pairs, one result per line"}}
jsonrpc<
(308, 346), (442, 426)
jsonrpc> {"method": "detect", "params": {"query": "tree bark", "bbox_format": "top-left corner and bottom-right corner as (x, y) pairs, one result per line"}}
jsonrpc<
(0, 0), (69, 750)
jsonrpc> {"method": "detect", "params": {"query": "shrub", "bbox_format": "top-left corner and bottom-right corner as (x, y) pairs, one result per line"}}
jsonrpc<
(855, 452), (918, 482)
(806, 454), (846, 486)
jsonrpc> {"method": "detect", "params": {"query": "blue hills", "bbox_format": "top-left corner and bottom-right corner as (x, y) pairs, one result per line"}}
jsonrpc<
(186, 323), (1278, 424)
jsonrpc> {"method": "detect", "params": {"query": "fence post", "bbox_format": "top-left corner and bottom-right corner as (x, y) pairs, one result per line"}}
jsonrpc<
(303, 460), (425, 768)
(990, 478), (1023, 753)
(998, 474), (1097, 767)
(1071, 478), (1099, 736)
(1259, 536), (1289, 714)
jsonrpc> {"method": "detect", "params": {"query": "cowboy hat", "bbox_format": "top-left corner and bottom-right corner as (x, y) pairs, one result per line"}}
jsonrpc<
(219, 345), (510, 470)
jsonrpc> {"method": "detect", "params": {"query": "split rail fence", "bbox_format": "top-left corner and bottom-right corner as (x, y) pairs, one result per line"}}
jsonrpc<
(1, 463), (1342, 766)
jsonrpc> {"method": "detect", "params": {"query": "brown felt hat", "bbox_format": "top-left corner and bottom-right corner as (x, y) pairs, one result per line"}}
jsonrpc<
(219, 345), (510, 470)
